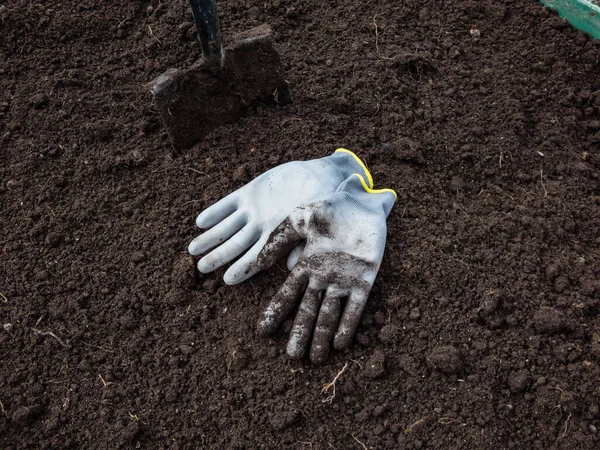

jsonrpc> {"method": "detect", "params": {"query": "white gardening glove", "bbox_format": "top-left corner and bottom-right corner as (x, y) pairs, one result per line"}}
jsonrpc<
(188, 149), (373, 285)
(256, 173), (396, 364)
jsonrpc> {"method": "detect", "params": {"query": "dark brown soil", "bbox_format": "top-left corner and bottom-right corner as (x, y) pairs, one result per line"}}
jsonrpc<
(1, 1), (600, 449)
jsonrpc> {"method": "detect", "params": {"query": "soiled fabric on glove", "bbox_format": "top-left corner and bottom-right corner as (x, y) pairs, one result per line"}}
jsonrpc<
(256, 173), (396, 364)
(188, 149), (373, 285)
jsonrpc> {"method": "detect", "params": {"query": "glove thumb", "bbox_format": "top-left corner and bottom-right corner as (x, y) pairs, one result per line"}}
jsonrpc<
(257, 218), (304, 270)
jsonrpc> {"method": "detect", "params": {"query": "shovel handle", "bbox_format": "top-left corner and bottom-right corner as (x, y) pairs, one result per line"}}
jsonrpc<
(189, 0), (223, 65)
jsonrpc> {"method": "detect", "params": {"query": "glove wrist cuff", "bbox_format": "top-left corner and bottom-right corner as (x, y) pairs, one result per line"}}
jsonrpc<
(331, 148), (374, 188)
(336, 174), (397, 218)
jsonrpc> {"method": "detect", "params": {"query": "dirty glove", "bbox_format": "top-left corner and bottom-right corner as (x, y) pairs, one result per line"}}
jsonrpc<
(188, 149), (373, 285)
(256, 173), (396, 364)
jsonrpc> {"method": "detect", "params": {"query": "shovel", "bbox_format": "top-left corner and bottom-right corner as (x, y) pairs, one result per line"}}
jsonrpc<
(150, 0), (293, 151)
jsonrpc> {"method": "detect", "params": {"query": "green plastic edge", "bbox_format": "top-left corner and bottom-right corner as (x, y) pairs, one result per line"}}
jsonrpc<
(539, 0), (600, 39)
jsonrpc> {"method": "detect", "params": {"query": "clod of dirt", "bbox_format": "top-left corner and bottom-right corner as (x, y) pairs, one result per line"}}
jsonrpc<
(364, 350), (386, 379)
(392, 137), (426, 165)
(179, 331), (196, 344)
(44, 232), (62, 248)
(448, 176), (465, 192)
(120, 421), (141, 442)
(554, 276), (569, 293)
(228, 349), (248, 372)
(373, 311), (387, 326)
(130, 251), (146, 264)
(532, 307), (571, 334)
(164, 287), (193, 306)
(385, 295), (402, 308)
(507, 369), (532, 393)
(426, 345), (463, 374)
(85, 121), (115, 142)
(354, 333), (370, 346)
(12, 405), (43, 425)
(581, 278), (599, 297)
(172, 255), (197, 289)
(202, 279), (219, 293)
(409, 307), (421, 320)
(545, 262), (562, 279)
(119, 311), (139, 331)
(77, 359), (92, 373)
(232, 163), (250, 182)
(30, 93), (49, 109)
(269, 409), (299, 431)
(378, 323), (400, 345)
(179, 344), (194, 355)
(476, 291), (506, 330)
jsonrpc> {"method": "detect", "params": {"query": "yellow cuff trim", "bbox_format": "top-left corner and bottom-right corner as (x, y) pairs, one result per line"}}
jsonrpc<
(352, 174), (398, 199)
(335, 148), (374, 189)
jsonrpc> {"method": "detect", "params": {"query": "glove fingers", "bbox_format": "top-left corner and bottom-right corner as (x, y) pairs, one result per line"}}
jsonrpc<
(286, 243), (305, 271)
(286, 288), (321, 359)
(310, 291), (342, 365)
(188, 210), (246, 256)
(222, 238), (265, 285)
(257, 267), (308, 335)
(195, 191), (239, 229)
(257, 218), (303, 270)
(197, 225), (260, 274)
(333, 290), (369, 351)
